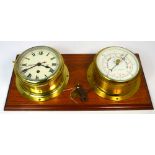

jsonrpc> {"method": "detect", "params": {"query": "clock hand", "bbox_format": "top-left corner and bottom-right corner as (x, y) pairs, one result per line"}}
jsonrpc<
(40, 64), (51, 69)
(22, 64), (38, 72)
(22, 62), (46, 72)
(25, 62), (46, 67)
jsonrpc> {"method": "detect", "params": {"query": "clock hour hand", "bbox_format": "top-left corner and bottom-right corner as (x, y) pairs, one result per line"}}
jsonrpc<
(40, 64), (52, 69)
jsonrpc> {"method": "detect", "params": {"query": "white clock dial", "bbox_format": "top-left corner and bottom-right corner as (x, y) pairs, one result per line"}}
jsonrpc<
(96, 46), (140, 82)
(18, 47), (60, 82)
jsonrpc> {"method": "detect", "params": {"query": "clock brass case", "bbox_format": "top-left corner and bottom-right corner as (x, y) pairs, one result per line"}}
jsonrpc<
(14, 46), (69, 102)
(87, 48), (142, 101)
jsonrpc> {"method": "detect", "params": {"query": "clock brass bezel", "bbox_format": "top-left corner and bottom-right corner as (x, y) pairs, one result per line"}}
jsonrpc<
(14, 46), (69, 102)
(87, 46), (142, 101)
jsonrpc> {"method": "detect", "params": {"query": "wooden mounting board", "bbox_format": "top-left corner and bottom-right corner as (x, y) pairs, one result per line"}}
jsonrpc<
(4, 54), (154, 111)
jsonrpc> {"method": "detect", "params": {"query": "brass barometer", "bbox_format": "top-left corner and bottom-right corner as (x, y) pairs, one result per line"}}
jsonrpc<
(87, 46), (141, 101)
(14, 46), (69, 101)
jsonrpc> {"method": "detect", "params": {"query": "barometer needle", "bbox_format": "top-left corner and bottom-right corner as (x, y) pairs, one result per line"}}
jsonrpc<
(110, 59), (120, 71)
(121, 54), (128, 61)
(110, 64), (117, 72)
(120, 54), (128, 67)
(110, 55), (128, 72)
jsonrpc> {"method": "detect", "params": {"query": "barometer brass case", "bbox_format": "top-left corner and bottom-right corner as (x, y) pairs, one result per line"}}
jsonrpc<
(14, 46), (69, 102)
(87, 47), (142, 101)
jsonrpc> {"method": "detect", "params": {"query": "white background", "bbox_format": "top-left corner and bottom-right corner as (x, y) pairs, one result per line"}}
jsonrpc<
(0, 0), (155, 155)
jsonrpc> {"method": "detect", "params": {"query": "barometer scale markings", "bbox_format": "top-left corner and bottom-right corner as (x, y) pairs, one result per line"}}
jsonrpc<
(106, 57), (112, 69)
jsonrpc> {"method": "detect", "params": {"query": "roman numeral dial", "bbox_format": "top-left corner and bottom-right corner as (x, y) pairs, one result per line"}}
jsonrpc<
(18, 47), (60, 82)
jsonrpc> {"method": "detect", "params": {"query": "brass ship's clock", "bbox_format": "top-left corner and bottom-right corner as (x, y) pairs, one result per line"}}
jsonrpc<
(14, 46), (69, 101)
(87, 46), (141, 101)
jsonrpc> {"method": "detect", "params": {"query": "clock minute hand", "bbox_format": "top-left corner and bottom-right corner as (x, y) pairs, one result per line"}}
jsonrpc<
(22, 62), (46, 72)
(22, 64), (38, 72)
(26, 62), (47, 67)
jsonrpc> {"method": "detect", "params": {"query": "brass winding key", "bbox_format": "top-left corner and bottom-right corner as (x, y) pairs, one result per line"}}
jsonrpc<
(71, 84), (87, 102)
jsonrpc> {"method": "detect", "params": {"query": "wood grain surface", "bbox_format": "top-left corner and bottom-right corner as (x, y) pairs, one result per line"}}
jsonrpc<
(4, 54), (154, 111)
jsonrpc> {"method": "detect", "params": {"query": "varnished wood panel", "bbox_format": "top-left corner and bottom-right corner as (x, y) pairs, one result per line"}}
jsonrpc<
(4, 54), (153, 111)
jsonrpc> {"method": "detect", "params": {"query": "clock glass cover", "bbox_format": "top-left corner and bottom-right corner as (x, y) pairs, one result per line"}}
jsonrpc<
(17, 46), (60, 83)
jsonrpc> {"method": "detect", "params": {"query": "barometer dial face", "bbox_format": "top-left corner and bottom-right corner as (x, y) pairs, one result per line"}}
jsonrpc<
(16, 46), (60, 82)
(96, 46), (140, 82)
